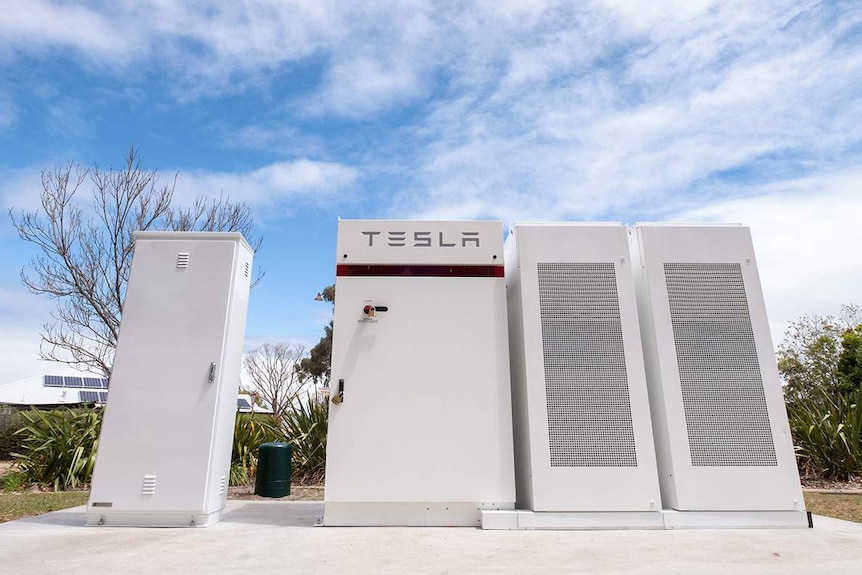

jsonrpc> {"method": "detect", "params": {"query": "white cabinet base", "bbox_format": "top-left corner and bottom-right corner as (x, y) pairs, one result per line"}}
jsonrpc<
(325, 502), (514, 527)
(85, 508), (222, 528)
(481, 510), (810, 530)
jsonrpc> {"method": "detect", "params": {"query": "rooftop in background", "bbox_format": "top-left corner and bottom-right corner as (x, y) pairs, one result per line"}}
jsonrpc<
(0, 363), (270, 413)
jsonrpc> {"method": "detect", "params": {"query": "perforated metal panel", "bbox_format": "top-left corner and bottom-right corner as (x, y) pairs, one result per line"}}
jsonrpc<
(538, 262), (637, 467)
(664, 263), (777, 467)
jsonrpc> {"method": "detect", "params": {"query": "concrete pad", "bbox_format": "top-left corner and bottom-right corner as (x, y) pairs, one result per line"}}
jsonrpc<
(2, 501), (862, 575)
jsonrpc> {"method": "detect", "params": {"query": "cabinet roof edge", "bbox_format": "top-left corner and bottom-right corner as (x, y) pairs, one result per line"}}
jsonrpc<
(134, 231), (252, 251)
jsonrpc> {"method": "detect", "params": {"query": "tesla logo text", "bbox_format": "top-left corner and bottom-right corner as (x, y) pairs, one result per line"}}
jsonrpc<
(362, 231), (480, 248)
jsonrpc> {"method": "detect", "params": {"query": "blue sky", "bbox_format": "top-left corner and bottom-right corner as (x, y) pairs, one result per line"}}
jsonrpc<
(1, 0), (861, 381)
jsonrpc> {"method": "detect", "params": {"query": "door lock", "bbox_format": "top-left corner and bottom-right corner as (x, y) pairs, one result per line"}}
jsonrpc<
(331, 379), (345, 405)
(362, 304), (389, 319)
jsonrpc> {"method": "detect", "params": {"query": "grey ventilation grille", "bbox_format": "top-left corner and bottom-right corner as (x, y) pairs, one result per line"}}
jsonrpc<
(219, 475), (227, 496)
(664, 262), (777, 467)
(176, 253), (190, 269)
(538, 262), (638, 467)
(142, 475), (157, 495)
(244, 261), (250, 277)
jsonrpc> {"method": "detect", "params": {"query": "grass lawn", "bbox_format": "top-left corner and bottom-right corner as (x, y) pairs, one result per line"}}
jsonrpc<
(0, 491), (89, 523)
(804, 492), (862, 524)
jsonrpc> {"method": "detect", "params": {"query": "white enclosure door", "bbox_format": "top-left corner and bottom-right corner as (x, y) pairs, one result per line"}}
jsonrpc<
(325, 274), (514, 504)
(90, 239), (236, 511)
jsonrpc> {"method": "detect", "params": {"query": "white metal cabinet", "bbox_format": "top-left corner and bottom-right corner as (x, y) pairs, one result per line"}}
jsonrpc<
(505, 223), (661, 514)
(86, 232), (253, 527)
(631, 224), (804, 513)
(323, 220), (515, 526)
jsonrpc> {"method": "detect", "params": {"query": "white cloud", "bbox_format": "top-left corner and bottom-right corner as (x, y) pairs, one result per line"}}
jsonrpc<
(173, 159), (359, 215)
(1, 1), (434, 110)
(676, 168), (862, 346)
(0, 158), (359, 220)
(2, 1), (861, 347)
(0, 0), (140, 64)
(0, 281), (56, 383)
(393, 1), (862, 225)
(0, 167), (47, 214)
(312, 53), (428, 118)
(0, 333), (53, 384)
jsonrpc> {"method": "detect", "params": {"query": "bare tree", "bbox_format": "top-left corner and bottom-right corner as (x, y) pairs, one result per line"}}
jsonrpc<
(9, 145), (262, 376)
(244, 343), (312, 418)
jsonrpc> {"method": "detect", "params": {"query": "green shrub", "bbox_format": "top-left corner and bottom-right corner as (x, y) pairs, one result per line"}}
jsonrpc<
(787, 386), (862, 480)
(230, 397), (328, 486)
(282, 394), (328, 484)
(231, 412), (286, 486)
(13, 409), (102, 490)
(1, 470), (28, 492)
(0, 412), (25, 459)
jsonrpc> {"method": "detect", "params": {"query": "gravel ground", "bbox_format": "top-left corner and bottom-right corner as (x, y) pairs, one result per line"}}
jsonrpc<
(802, 476), (862, 494)
(228, 484), (323, 501)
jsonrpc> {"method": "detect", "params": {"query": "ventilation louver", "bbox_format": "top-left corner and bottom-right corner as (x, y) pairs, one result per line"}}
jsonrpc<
(538, 262), (637, 467)
(664, 263), (777, 467)
(142, 475), (157, 495)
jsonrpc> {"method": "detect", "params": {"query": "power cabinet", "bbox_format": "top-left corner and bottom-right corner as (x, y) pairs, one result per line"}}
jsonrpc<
(86, 232), (253, 527)
(631, 224), (804, 513)
(324, 220), (515, 526)
(505, 224), (661, 514)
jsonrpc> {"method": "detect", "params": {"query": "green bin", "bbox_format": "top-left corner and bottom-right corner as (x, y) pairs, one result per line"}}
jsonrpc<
(255, 442), (292, 497)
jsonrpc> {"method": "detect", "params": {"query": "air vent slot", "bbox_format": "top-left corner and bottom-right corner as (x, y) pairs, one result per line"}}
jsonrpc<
(537, 262), (638, 467)
(142, 475), (157, 495)
(176, 253), (190, 269)
(664, 262), (777, 467)
(244, 262), (250, 277)
(219, 476), (227, 495)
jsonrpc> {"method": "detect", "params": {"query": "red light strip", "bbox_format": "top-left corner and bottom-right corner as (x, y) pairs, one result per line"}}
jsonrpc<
(336, 264), (504, 278)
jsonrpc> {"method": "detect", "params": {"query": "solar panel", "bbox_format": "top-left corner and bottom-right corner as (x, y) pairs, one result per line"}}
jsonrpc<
(64, 377), (84, 388)
(83, 377), (104, 388)
(237, 399), (252, 410)
(79, 390), (100, 403)
(43, 375), (64, 387)
(99, 392), (108, 403)
(101, 379), (110, 389)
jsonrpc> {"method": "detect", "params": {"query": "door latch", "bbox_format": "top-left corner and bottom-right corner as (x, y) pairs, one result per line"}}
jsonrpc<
(362, 304), (389, 319)
(331, 379), (345, 405)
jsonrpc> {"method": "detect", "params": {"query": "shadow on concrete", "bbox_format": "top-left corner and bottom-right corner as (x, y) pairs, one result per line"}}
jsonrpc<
(7, 505), (87, 528)
(220, 501), (323, 527)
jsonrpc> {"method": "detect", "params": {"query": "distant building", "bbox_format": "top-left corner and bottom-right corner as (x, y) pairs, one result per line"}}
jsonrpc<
(0, 368), (270, 413)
